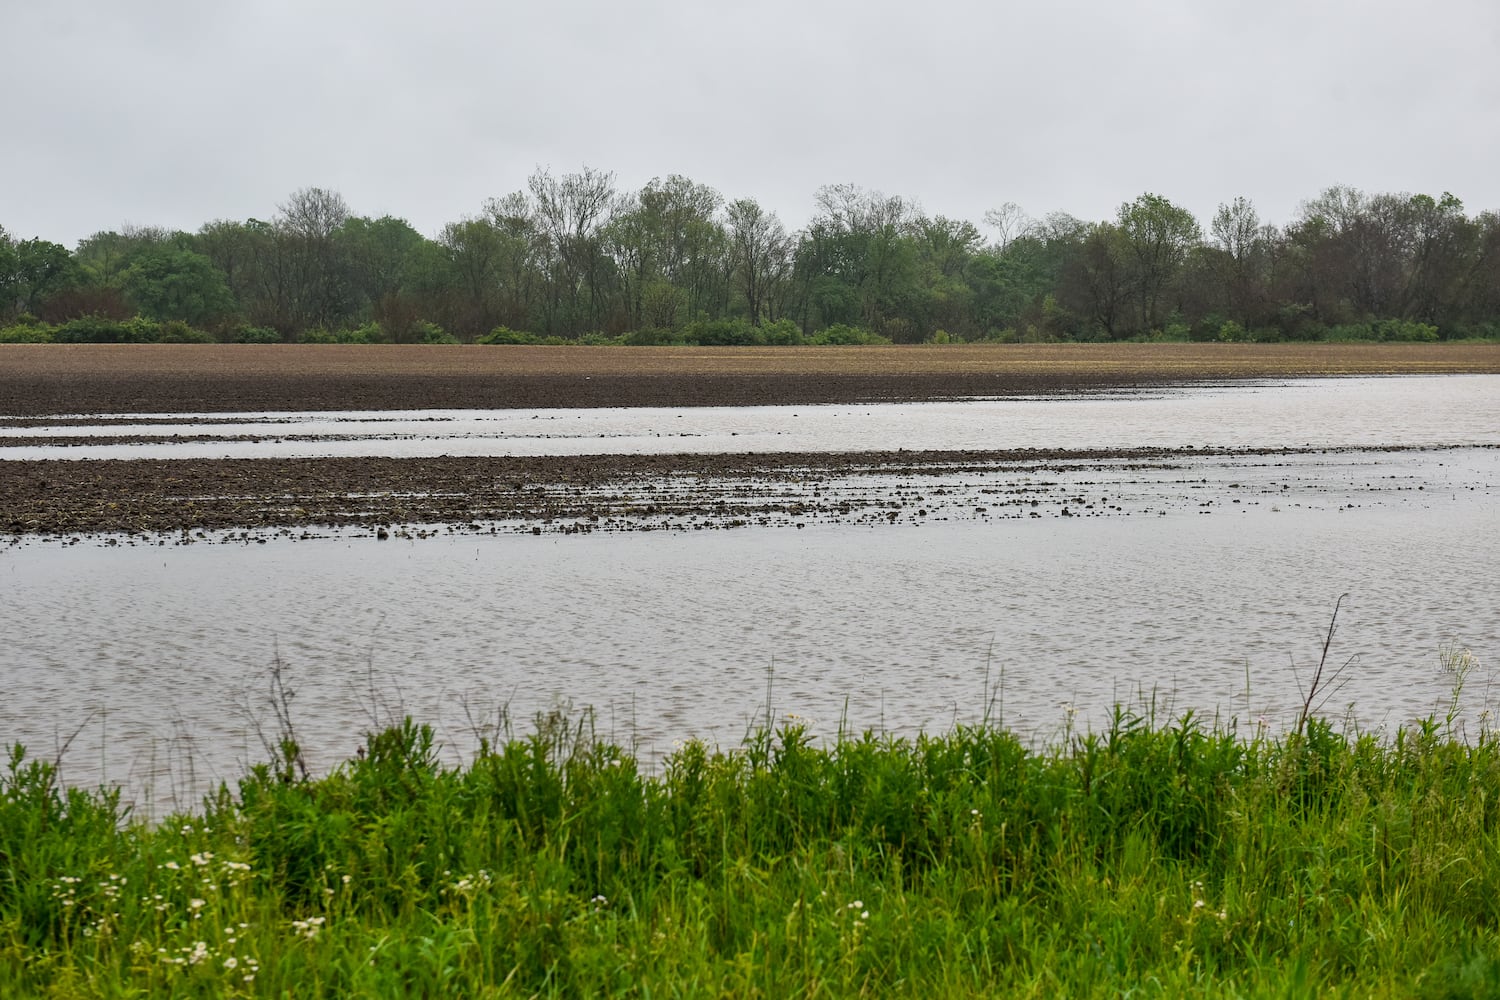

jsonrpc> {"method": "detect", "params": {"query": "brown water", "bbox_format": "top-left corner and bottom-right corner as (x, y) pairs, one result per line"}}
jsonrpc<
(2, 377), (1498, 817)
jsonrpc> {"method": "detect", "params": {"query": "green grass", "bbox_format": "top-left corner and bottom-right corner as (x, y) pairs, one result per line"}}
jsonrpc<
(6, 706), (1500, 998)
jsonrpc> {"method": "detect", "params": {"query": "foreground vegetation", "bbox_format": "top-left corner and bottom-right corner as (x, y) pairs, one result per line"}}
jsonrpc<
(5, 172), (1500, 347)
(7, 698), (1500, 998)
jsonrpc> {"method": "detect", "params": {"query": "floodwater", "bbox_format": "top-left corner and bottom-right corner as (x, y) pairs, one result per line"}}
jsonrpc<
(4, 375), (1499, 460)
(2, 375), (1498, 817)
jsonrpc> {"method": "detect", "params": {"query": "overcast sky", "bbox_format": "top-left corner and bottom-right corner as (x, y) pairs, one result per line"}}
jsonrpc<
(4, 0), (1498, 247)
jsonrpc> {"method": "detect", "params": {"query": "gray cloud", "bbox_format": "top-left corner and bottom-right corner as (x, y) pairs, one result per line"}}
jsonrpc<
(4, 0), (1498, 246)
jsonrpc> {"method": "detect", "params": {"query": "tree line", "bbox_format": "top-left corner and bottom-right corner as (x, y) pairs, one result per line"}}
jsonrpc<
(3, 170), (1499, 345)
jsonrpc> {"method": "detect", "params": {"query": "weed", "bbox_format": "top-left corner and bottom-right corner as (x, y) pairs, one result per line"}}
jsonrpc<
(7, 694), (1500, 996)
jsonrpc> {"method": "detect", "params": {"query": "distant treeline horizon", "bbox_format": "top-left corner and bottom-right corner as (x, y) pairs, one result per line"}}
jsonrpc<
(3, 170), (1499, 346)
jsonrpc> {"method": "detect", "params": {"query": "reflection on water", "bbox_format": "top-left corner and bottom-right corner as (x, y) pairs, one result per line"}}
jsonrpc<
(5, 375), (1500, 460)
(2, 465), (1495, 818)
(3, 376), (1498, 817)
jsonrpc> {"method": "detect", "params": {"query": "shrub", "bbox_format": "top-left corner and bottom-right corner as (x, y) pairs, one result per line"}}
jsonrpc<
(478, 326), (539, 345)
(1160, 319), (1194, 342)
(684, 318), (763, 346)
(301, 324), (385, 344)
(578, 331), (623, 346)
(1216, 320), (1249, 343)
(810, 323), (888, 345)
(233, 325), (282, 344)
(1447, 321), (1500, 342)
(759, 319), (803, 345)
(156, 320), (214, 344)
(1373, 319), (1439, 342)
(0, 324), (54, 343)
(1321, 320), (1437, 343)
(53, 316), (162, 343)
(1325, 322), (1375, 342)
(416, 322), (459, 345)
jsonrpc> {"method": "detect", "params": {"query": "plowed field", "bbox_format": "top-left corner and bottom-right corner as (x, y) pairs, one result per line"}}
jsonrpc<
(3, 343), (1496, 416)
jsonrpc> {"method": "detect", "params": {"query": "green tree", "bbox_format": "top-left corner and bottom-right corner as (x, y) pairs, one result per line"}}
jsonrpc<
(337, 215), (437, 340)
(1403, 192), (1473, 327)
(0, 225), (16, 318)
(438, 216), (504, 336)
(1208, 196), (1270, 331)
(7, 237), (76, 316)
(989, 213), (1089, 338)
(277, 187), (355, 331)
(1060, 223), (1134, 339)
(912, 215), (983, 338)
(74, 230), (145, 288)
(605, 176), (728, 332)
(482, 192), (546, 331)
(725, 198), (791, 326)
(528, 166), (618, 337)
(196, 219), (261, 312)
(1117, 193), (1202, 332)
(120, 248), (236, 327)
(795, 185), (923, 340)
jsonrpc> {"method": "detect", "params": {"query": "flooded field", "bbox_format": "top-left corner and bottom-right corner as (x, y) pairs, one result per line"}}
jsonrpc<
(2, 373), (1497, 816)
(5, 375), (1499, 459)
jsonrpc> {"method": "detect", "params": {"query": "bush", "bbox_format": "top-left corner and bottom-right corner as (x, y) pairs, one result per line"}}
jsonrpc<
(1159, 319), (1193, 342)
(0, 324), (54, 343)
(809, 323), (888, 345)
(1325, 323), (1375, 342)
(478, 326), (539, 345)
(1374, 319), (1439, 342)
(1216, 320), (1249, 343)
(1447, 321), (1500, 342)
(684, 318), (763, 346)
(302, 324), (384, 345)
(233, 326), (282, 344)
(156, 320), (214, 344)
(53, 316), (161, 343)
(759, 318), (803, 346)
(1323, 320), (1437, 343)
(416, 322), (459, 345)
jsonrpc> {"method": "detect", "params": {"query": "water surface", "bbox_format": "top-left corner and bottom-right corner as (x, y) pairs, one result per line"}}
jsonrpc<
(6, 375), (1497, 460)
(4, 376), (1497, 817)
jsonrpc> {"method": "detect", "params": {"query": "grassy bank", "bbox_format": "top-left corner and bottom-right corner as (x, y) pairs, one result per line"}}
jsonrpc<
(6, 707), (1500, 998)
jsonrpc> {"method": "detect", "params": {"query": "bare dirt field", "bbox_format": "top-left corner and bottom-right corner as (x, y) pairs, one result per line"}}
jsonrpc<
(3, 343), (1497, 416)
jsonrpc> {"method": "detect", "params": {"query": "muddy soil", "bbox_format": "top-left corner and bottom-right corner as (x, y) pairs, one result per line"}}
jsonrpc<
(0, 445), (1455, 540)
(3, 343), (1497, 417)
